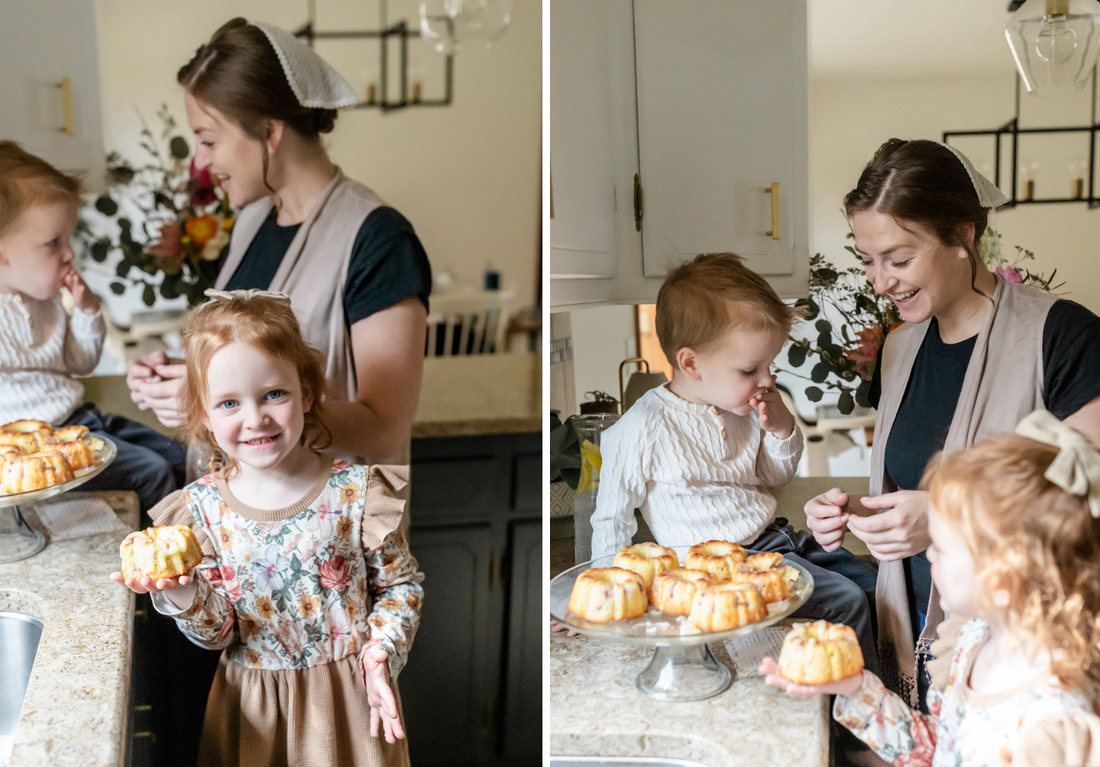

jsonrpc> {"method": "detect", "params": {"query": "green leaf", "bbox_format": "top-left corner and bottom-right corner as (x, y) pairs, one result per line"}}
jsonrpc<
(169, 136), (190, 160)
(160, 275), (179, 299)
(94, 195), (118, 216)
(816, 268), (838, 282)
(116, 260), (131, 278)
(856, 380), (872, 409)
(811, 362), (829, 383)
(142, 284), (156, 306)
(815, 319), (830, 333)
(110, 282), (126, 295)
(117, 217), (132, 231)
(806, 386), (824, 402)
(153, 191), (174, 210)
(291, 554), (303, 574)
(838, 390), (855, 415)
(787, 343), (807, 368)
(802, 297), (819, 320)
(91, 239), (110, 262)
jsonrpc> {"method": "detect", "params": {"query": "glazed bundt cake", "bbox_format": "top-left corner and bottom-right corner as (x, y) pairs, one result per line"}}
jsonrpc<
(651, 568), (716, 616)
(612, 542), (679, 593)
(1, 451), (74, 493)
(120, 525), (203, 581)
(568, 567), (648, 622)
(0, 419), (53, 453)
(730, 551), (795, 603)
(684, 540), (747, 583)
(688, 581), (768, 631)
(47, 439), (96, 470)
(778, 620), (864, 684)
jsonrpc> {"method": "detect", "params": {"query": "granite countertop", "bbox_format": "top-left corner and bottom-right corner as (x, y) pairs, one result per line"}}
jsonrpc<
(1, 491), (139, 767)
(82, 352), (542, 441)
(550, 633), (829, 766)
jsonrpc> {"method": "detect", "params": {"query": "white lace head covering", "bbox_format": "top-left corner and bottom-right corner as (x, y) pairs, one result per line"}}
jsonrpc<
(247, 20), (357, 109)
(935, 141), (1009, 210)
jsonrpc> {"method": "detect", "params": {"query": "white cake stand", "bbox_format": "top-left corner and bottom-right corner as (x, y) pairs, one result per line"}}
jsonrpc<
(549, 546), (814, 702)
(0, 439), (117, 564)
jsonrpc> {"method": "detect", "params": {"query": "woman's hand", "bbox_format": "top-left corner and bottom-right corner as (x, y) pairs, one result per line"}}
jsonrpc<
(845, 490), (931, 562)
(803, 488), (851, 552)
(109, 570), (197, 609)
(126, 352), (187, 428)
(359, 643), (405, 743)
(759, 657), (864, 697)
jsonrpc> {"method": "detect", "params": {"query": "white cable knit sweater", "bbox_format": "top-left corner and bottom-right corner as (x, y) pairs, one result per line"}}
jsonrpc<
(0, 293), (105, 424)
(590, 384), (804, 557)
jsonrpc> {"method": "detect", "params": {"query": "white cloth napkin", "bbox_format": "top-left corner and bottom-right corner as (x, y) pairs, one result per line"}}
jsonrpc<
(32, 497), (126, 540)
(723, 625), (789, 678)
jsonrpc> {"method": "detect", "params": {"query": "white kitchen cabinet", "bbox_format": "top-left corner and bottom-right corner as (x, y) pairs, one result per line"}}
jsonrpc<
(0, 0), (106, 182)
(550, 0), (809, 309)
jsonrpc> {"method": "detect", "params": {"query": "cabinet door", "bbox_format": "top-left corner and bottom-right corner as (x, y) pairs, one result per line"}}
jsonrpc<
(0, 0), (105, 178)
(401, 524), (505, 767)
(633, 0), (809, 298)
(501, 519), (542, 765)
(549, 0), (616, 280)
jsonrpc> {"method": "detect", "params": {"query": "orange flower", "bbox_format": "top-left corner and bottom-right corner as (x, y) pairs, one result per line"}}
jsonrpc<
(255, 596), (275, 620)
(298, 594), (321, 619)
(338, 482), (362, 506)
(239, 613), (261, 639)
(336, 517), (353, 539)
(245, 647), (263, 668)
(185, 214), (218, 246)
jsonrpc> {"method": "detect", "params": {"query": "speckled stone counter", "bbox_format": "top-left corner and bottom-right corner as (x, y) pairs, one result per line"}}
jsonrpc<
(0, 490), (138, 767)
(550, 633), (830, 767)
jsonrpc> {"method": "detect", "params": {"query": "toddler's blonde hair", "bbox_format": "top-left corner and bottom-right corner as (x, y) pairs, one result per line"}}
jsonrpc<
(921, 433), (1100, 692)
(0, 141), (82, 235)
(180, 295), (330, 478)
(656, 253), (798, 369)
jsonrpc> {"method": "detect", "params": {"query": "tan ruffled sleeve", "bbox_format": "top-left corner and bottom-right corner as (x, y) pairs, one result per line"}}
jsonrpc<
(927, 613), (967, 692)
(1019, 715), (1100, 767)
(359, 465), (409, 550)
(147, 489), (215, 557)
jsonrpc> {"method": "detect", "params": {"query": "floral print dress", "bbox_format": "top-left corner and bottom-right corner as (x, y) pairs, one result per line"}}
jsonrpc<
(834, 619), (1099, 767)
(148, 457), (423, 767)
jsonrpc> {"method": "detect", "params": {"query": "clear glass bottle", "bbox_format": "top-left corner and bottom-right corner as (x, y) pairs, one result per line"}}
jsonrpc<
(571, 413), (619, 564)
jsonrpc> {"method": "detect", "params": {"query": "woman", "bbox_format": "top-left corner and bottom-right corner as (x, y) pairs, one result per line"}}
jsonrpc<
(127, 18), (430, 469)
(124, 20), (430, 767)
(804, 138), (1100, 707)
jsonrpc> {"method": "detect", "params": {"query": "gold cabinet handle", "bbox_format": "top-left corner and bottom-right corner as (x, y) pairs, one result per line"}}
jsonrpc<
(765, 182), (780, 240)
(56, 77), (74, 135)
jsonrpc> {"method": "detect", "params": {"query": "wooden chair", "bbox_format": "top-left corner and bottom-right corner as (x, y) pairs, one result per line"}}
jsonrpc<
(425, 290), (513, 356)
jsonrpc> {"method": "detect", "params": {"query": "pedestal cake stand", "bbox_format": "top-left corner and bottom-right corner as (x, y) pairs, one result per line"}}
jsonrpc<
(0, 439), (118, 564)
(549, 546), (814, 702)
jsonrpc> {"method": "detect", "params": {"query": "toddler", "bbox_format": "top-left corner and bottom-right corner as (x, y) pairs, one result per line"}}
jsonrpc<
(590, 252), (879, 673)
(763, 410), (1100, 767)
(0, 141), (184, 510)
(111, 291), (423, 767)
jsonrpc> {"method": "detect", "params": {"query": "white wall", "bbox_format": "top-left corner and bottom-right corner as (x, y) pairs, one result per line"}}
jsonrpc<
(91, 0), (540, 323)
(569, 304), (635, 411)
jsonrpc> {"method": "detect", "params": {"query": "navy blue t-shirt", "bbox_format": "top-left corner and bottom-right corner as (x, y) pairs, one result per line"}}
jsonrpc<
(224, 206), (432, 327)
(868, 299), (1100, 622)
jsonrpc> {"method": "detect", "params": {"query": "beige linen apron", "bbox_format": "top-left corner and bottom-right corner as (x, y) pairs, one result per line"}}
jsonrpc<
(871, 277), (1054, 703)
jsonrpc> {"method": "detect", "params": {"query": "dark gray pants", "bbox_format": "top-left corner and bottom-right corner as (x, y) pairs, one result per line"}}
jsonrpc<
(751, 518), (880, 676)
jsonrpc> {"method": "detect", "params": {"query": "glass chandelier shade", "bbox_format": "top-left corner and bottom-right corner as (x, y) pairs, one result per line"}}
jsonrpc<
(1006, 0), (1100, 96)
(420, 0), (512, 55)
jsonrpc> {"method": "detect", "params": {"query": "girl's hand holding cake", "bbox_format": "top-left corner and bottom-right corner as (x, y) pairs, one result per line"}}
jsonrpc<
(758, 656), (863, 697)
(359, 641), (405, 744)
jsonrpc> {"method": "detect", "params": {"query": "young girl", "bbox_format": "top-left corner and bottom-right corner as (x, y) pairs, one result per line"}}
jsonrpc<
(762, 409), (1100, 767)
(111, 290), (423, 767)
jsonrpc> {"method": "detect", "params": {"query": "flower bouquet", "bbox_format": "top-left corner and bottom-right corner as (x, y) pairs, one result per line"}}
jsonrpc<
(785, 230), (1062, 414)
(77, 106), (232, 308)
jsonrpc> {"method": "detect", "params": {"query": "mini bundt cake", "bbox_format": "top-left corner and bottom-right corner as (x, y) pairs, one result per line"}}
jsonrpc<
(568, 567), (648, 622)
(1, 451), (74, 493)
(45, 425), (89, 445)
(685, 540), (747, 583)
(120, 525), (203, 581)
(612, 542), (679, 593)
(0, 445), (25, 473)
(651, 568), (715, 616)
(0, 420), (53, 453)
(730, 552), (795, 603)
(688, 582), (768, 631)
(46, 439), (96, 470)
(778, 620), (864, 684)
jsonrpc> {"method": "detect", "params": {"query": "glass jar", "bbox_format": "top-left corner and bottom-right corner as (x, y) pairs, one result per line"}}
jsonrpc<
(571, 413), (620, 564)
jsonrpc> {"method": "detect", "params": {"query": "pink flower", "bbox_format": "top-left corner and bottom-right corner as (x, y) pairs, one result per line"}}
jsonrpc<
(320, 554), (351, 592)
(206, 565), (244, 602)
(996, 265), (1024, 284)
(216, 609), (236, 642)
(843, 325), (885, 381)
(189, 158), (218, 206)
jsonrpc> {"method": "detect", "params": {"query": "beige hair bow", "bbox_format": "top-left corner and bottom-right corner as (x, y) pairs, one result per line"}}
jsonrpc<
(1015, 409), (1100, 518)
(202, 289), (291, 306)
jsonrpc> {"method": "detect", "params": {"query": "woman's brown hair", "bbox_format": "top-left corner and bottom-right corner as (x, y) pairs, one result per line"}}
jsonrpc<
(180, 295), (331, 479)
(844, 138), (990, 295)
(178, 18), (338, 196)
(921, 433), (1100, 692)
